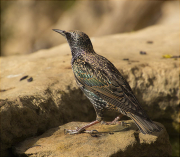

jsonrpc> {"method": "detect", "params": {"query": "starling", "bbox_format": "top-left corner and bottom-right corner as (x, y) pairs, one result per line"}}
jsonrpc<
(53, 29), (162, 135)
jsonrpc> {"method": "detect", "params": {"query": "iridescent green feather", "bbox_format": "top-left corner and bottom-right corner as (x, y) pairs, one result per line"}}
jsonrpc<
(72, 57), (149, 119)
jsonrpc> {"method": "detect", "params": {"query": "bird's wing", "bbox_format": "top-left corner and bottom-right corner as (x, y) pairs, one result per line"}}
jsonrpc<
(73, 59), (149, 119)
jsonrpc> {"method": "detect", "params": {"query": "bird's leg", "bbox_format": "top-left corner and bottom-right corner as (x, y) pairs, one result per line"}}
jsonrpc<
(65, 110), (103, 135)
(104, 114), (124, 125)
(64, 120), (100, 135)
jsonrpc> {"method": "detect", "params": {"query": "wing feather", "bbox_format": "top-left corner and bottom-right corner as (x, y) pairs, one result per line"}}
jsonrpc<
(73, 58), (149, 119)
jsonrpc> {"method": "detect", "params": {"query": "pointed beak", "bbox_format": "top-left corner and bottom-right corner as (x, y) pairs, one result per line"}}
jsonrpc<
(52, 29), (67, 37)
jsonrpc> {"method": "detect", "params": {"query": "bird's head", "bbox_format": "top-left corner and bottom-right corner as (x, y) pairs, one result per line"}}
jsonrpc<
(53, 29), (94, 54)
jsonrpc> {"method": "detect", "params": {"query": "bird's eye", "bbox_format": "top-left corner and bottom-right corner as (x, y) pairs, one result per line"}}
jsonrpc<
(65, 33), (72, 39)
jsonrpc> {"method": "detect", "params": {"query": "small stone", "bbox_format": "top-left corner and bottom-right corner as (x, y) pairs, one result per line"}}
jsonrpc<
(20, 75), (28, 81)
(27, 77), (33, 82)
(140, 51), (147, 55)
(147, 41), (153, 44)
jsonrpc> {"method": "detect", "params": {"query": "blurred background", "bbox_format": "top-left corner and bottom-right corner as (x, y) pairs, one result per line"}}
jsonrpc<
(1, 0), (179, 56)
(1, 0), (179, 156)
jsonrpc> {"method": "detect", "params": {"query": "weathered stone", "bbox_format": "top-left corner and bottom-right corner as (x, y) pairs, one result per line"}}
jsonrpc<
(14, 120), (171, 157)
(0, 23), (179, 156)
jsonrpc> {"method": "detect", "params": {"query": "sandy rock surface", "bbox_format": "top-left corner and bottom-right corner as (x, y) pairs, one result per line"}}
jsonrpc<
(14, 120), (171, 157)
(0, 23), (179, 156)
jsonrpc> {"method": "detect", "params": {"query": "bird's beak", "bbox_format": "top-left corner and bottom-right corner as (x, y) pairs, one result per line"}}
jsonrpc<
(52, 29), (67, 37)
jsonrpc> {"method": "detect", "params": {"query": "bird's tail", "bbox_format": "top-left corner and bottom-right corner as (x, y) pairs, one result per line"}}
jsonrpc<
(128, 113), (162, 134)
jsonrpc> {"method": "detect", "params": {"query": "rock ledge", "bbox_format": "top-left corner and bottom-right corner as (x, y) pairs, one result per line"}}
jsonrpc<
(14, 120), (171, 157)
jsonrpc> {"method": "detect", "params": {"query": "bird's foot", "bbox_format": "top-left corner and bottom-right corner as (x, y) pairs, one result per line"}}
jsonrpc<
(101, 114), (125, 125)
(106, 121), (125, 125)
(64, 120), (100, 135)
(64, 127), (99, 135)
(84, 129), (99, 134)
(100, 121), (118, 125)
(101, 116), (120, 125)
(101, 120), (128, 126)
(118, 121), (129, 127)
(101, 121), (109, 125)
(64, 127), (85, 135)
(107, 121), (121, 125)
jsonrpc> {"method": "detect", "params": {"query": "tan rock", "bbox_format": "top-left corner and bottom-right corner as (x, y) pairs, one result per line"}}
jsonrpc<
(0, 23), (179, 156)
(14, 121), (171, 157)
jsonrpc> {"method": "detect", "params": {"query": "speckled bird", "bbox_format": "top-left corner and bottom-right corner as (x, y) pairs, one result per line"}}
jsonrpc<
(53, 29), (162, 134)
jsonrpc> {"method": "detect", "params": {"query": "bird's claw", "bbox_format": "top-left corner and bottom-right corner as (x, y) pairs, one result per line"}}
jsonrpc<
(120, 121), (129, 127)
(101, 120), (119, 125)
(101, 121), (108, 125)
(112, 121), (129, 127)
(64, 128), (99, 135)
(64, 128), (85, 135)
(84, 129), (99, 134)
(101, 120), (129, 126)
(64, 129), (79, 135)
(107, 121), (117, 125)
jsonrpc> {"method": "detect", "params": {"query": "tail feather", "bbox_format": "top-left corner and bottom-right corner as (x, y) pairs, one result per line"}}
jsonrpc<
(128, 113), (162, 134)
